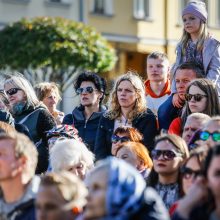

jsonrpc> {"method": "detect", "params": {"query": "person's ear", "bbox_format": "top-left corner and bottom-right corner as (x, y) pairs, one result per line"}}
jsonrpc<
(137, 159), (145, 171)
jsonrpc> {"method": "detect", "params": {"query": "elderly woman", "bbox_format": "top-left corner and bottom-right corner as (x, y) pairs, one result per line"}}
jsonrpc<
(50, 139), (95, 180)
(35, 82), (64, 125)
(36, 171), (88, 220)
(4, 75), (56, 174)
(94, 71), (158, 160)
(83, 157), (170, 220)
(4, 74), (55, 144)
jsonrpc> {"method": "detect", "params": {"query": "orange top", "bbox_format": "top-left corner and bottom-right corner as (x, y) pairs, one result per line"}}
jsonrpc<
(144, 79), (171, 98)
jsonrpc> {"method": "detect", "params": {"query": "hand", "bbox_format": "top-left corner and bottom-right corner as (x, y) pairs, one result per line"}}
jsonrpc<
(176, 177), (209, 218)
(172, 93), (184, 108)
(111, 144), (118, 156)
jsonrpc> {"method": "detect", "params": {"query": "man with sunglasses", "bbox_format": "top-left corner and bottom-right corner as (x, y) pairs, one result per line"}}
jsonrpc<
(63, 72), (107, 153)
(158, 62), (204, 131)
(199, 116), (220, 148)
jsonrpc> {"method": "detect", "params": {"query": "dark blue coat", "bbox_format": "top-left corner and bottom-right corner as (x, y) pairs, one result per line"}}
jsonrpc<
(158, 95), (181, 131)
(94, 109), (158, 160)
(63, 105), (106, 152)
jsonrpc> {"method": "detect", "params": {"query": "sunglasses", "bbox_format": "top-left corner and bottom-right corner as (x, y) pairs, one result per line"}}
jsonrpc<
(76, 86), (97, 95)
(185, 93), (207, 102)
(111, 135), (130, 144)
(200, 131), (220, 142)
(151, 149), (183, 161)
(5, 88), (21, 96)
(181, 167), (203, 179)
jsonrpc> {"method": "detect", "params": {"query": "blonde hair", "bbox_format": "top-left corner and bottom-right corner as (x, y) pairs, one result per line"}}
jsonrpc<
(34, 82), (61, 102)
(4, 75), (39, 107)
(180, 21), (208, 54)
(0, 132), (38, 183)
(105, 71), (146, 121)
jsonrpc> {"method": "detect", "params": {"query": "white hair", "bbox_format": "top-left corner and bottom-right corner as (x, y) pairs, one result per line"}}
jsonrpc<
(4, 75), (39, 107)
(50, 139), (95, 172)
(187, 113), (211, 126)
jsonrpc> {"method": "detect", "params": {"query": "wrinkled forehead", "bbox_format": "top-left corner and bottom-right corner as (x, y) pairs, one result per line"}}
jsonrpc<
(203, 121), (220, 132)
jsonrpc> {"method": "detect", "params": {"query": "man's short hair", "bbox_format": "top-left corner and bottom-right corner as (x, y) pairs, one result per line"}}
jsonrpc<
(0, 132), (38, 182)
(175, 62), (205, 78)
(147, 51), (169, 64)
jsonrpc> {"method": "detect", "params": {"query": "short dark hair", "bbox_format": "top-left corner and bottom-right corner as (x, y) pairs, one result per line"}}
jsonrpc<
(74, 71), (107, 104)
(175, 62), (205, 78)
(147, 51), (169, 63)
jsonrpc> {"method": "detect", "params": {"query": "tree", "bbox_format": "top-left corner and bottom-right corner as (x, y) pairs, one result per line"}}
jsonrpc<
(0, 17), (117, 90)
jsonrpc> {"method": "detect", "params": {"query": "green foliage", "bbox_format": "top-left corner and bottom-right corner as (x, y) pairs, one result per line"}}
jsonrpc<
(0, 17), (117, 88)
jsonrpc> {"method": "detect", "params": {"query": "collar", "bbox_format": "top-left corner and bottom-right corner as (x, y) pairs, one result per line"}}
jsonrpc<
(144, 80), (171, 98)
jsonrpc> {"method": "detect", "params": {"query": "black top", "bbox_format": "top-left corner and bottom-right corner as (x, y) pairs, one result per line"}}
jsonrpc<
(94, 108), (158, 160)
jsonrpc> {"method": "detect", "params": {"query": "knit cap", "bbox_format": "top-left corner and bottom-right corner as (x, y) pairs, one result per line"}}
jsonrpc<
(182, 1), (208, 23)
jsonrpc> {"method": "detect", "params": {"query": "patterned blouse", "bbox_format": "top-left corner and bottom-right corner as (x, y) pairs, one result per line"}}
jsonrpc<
(183, 39), (203, 68)
(155, 182), (180, 209)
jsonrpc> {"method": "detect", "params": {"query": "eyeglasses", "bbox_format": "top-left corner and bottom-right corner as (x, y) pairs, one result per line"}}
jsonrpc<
(5, 88), (21, 96)
(76, 87), (97, 95)
(151, 149), (183, 161)
(111, 135), (130, 144)
(185, 93), (207, 102)
(181, 167), (203, 179)
(200, 131), (220, 142)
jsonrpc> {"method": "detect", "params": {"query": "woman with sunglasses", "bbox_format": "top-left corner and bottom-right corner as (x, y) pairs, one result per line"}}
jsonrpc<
(4, 74), (56, 172)
(63, 72), (107, 153)
(169, 147), (207, 216)
(172, 144), (220, 220)
(147, 134), (189, 209)
(111, 126), (143, 156)
(94, 71), (158, 160)
(169, 78), (220, 136)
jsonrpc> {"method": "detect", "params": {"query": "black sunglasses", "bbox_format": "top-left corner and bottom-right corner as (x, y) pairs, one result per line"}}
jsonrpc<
(181, 167), (203, 179)
(151, 149), (183, 161)
(76, 86), (97, 95)
(5, 88), (21, 96)
(111, 135), (130, 144)
(185, 93), (207, 102)
(200, 131), (220, 142)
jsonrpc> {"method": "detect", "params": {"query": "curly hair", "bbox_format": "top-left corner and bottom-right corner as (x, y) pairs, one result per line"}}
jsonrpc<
(74, 71), (107, 104)
(105, 71), (146, 121)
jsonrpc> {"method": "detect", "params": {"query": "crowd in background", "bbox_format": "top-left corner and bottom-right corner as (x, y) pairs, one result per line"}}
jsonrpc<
(0, 1), (220, 220)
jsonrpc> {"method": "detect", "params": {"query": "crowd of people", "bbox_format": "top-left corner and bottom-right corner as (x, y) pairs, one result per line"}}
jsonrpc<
(0, 1), (220, 220)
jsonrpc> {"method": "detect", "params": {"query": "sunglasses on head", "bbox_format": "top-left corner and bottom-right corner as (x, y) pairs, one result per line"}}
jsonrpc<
(76, 86), (97, 95)
(185, 93), (207, 102)
(181, 167), (203, 179)
(200, 131), (220, 142)
(151, 149), (183, 161)
(111, 135), (130, 144)
(5, 88), (21, 96)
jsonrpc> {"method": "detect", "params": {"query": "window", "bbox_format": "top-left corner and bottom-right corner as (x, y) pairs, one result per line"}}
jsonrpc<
(94, 0), (105, 14)
(46, 0), (71, 4)
(217, 1), (220, 26)
(91, 0), (114, 16)
(133, 0), (152, 20)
